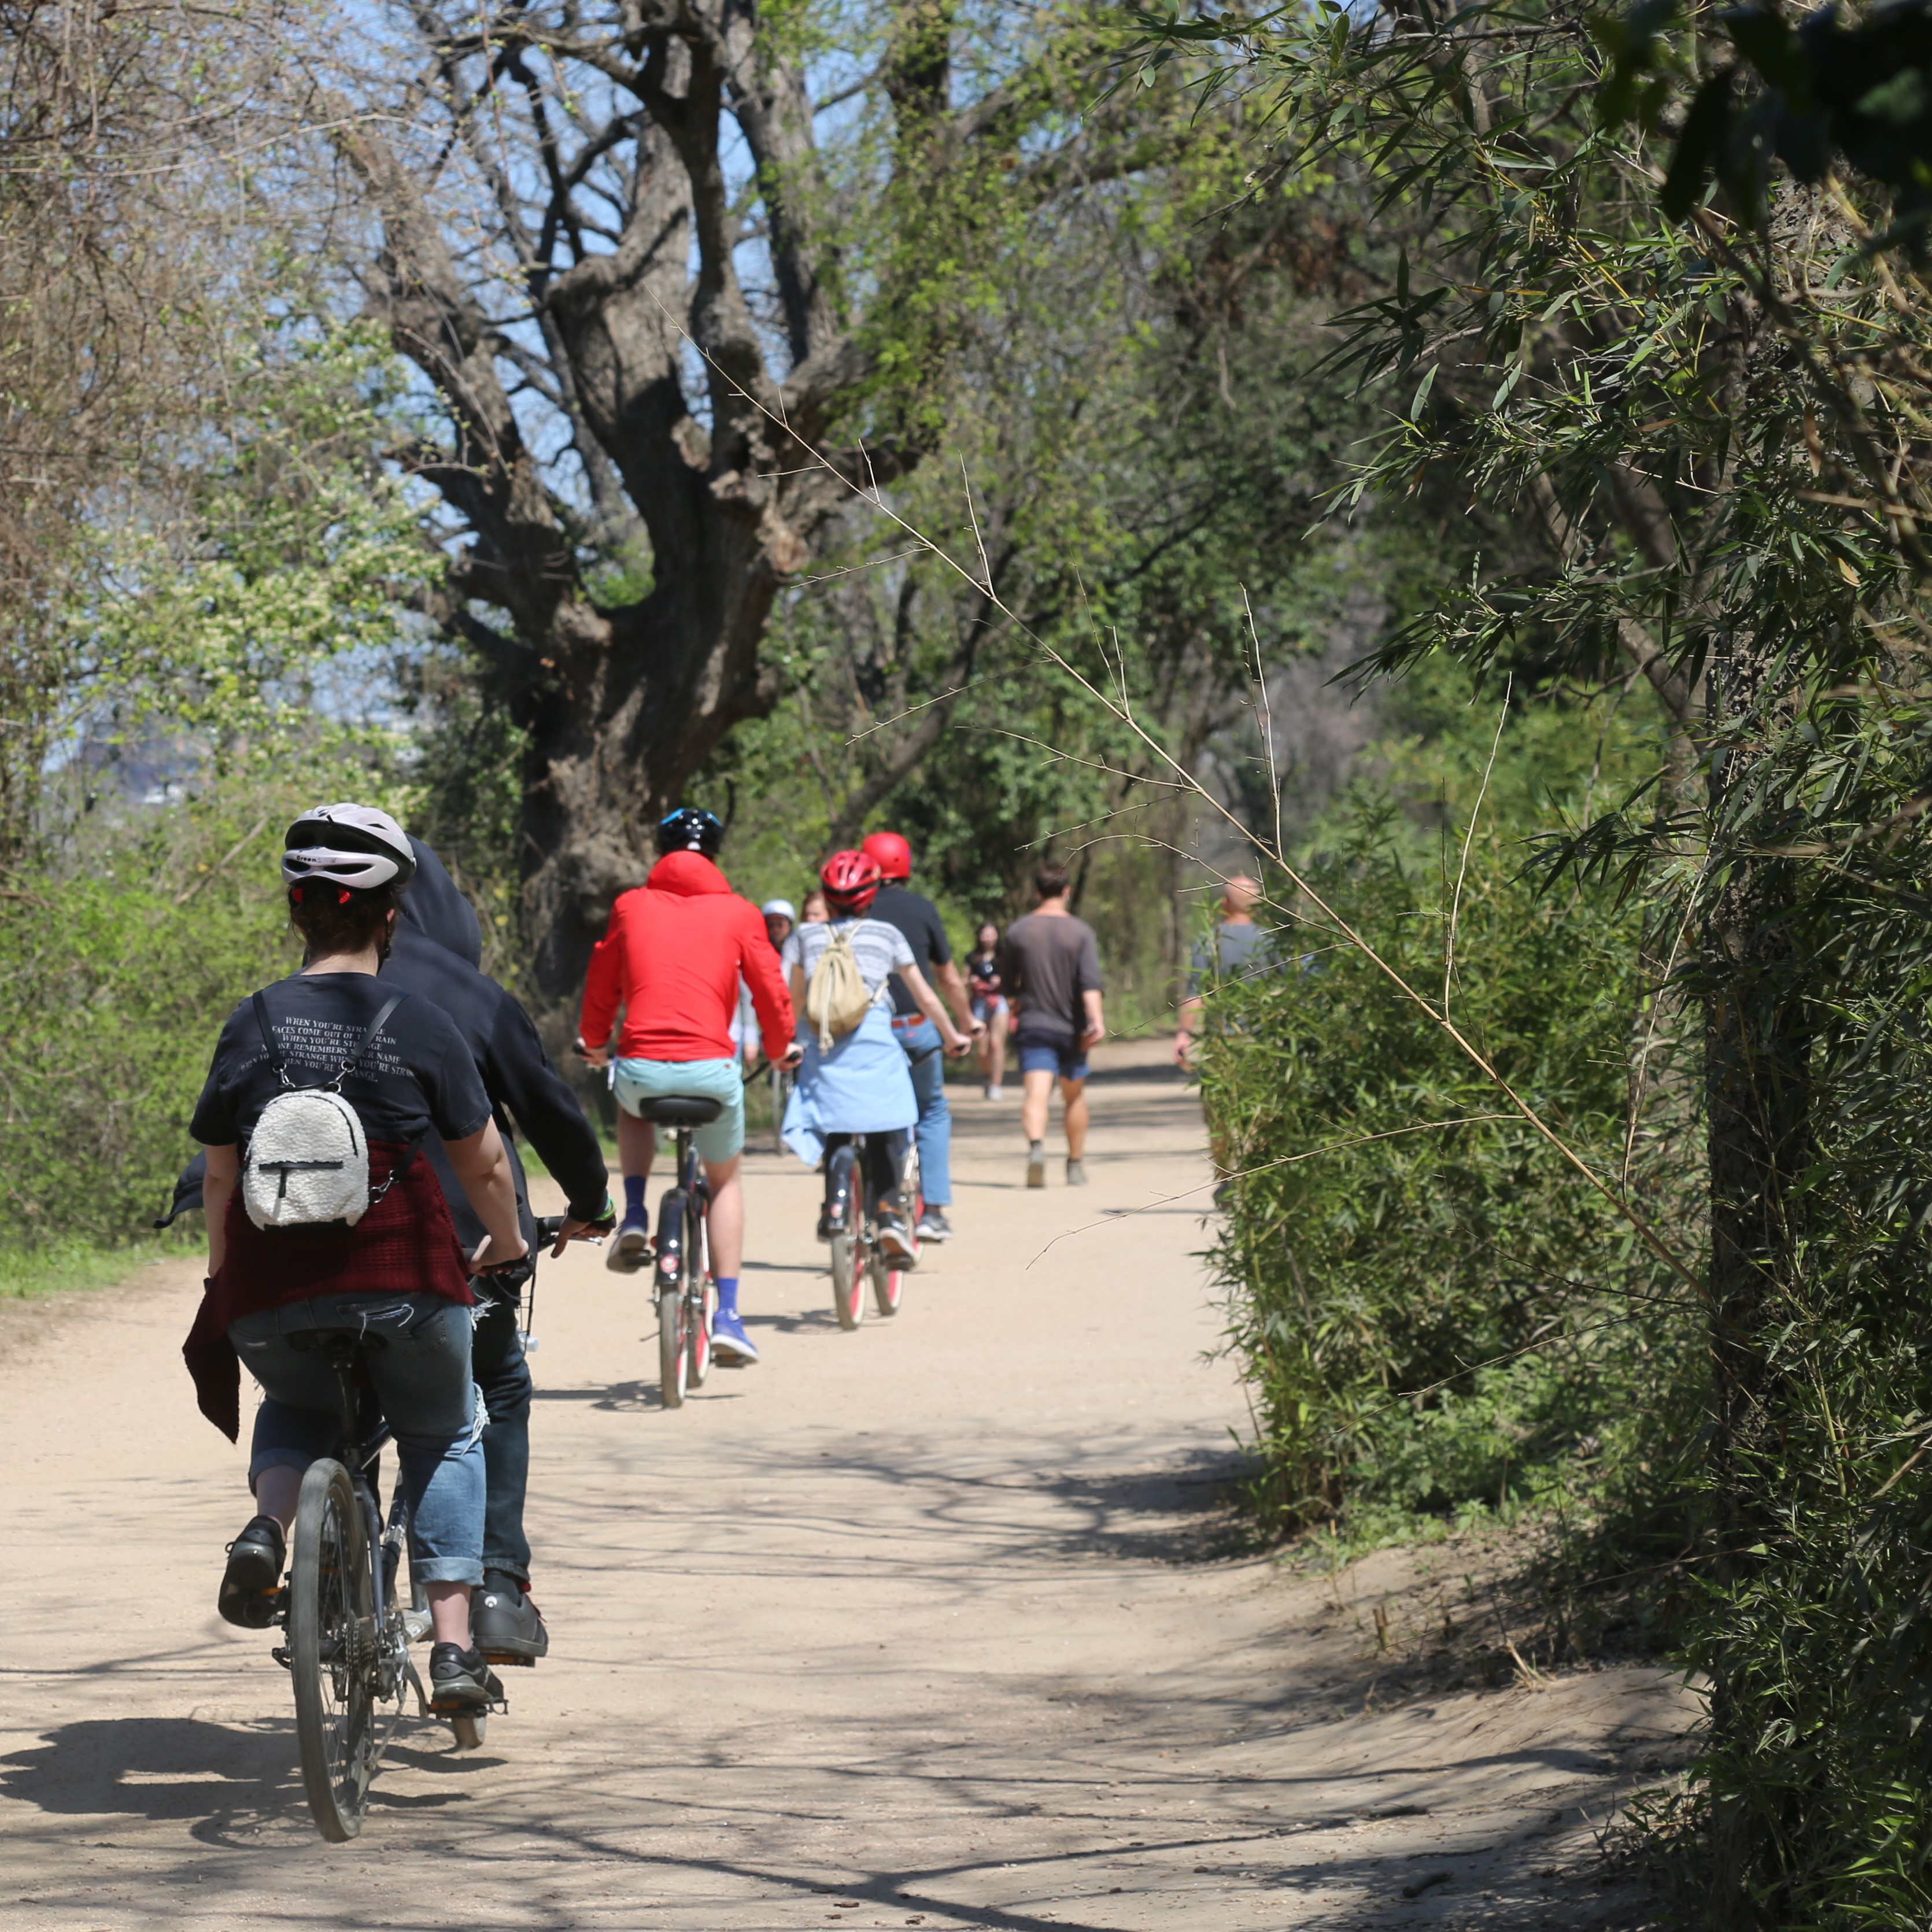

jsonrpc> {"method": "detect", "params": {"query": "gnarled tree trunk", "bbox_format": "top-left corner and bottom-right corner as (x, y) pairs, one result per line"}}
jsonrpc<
(334, 1), (1094, 999)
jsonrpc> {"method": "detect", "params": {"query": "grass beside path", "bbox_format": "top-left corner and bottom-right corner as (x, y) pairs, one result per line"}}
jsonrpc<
(0, 1231), (202, 1301)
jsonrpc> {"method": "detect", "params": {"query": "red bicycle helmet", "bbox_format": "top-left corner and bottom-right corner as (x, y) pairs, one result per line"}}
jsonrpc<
(861, 830), (912, 881)
(820, 849), (884, 915)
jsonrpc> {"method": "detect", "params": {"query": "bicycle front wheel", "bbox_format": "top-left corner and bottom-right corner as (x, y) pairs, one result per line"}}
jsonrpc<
(874, 1154), (919, 1317)
(687, 1201), (714, 1388)
(830, 1233), (865, 1330)
(658, 1284), (688, 1407)
(290, 1458), (378, 1842)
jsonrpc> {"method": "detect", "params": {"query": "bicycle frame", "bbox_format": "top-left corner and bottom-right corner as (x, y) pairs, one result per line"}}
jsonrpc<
(272, 1342), (415, 1730)
(324, 1347), (416, 1702)
(651, 1126), (709, 1292)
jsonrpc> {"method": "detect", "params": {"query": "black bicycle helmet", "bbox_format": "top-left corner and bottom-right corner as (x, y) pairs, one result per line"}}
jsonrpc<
(656, 806), (725, 857)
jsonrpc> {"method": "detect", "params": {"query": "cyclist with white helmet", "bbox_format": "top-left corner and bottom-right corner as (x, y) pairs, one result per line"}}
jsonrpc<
(184, 804), (529, 1716)
(578, 807), (799, 1366)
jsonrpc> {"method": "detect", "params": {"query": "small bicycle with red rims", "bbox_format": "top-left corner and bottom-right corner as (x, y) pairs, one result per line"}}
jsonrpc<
(822, 1135), (921, 1329)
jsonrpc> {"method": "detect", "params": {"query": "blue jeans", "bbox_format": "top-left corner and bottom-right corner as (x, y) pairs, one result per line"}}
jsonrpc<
(1018, 1036), (1089, 1083)
(233, 1292), (486, 1587)
(472, 1285), (533, 1583)
(891, 1015), (952, 1207)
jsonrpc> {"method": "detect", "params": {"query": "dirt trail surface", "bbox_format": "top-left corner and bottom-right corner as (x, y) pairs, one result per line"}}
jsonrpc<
(1, 1040), (1691, 1930)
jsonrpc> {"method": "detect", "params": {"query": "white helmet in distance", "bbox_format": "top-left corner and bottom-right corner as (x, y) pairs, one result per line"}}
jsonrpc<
(281, 803), (418, 893)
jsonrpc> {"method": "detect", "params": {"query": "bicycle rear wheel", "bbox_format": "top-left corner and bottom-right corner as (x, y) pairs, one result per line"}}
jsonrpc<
(829, 1233), (865, 1329)
(290, 1459), (378, 1842)
(658, 1284), (688, 1406)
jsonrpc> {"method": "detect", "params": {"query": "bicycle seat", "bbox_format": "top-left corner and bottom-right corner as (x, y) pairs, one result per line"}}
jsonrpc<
(630, 1094), (723, 1126)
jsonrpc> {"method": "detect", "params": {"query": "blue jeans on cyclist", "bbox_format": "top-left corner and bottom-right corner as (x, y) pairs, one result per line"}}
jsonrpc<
(234, 1292), (486, 1586)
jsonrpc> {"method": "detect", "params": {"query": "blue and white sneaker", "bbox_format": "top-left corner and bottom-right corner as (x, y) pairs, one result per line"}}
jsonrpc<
(605, 1217), (651, 1273)
(710, 1309), (760, 1365)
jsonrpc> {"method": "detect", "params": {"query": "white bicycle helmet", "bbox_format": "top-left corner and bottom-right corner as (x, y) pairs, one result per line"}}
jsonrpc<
(281, 803), (418, 892)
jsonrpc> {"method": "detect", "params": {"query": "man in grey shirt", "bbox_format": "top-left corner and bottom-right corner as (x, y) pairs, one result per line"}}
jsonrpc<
(1000, 859), (1105, 1188)
(1174, 875), (1265, 1066)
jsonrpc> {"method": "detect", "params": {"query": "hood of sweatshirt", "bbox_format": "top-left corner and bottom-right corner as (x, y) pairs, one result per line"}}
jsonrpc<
(646, 849), (732, 897)
(400, 836), (484, 967)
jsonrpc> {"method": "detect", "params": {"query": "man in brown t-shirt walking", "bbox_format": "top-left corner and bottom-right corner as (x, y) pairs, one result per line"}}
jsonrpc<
(1000, 860), (1105, 1187)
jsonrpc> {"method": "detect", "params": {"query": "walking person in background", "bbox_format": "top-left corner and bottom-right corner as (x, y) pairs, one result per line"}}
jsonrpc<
(859, 832), (981, 1243)
(1173, 874), (1266, 1067)
(800, 889), (830, 925)
(1000, 860), (1104, 1188)
(732, 899), (796, 1066)
(965, 922), (1010, 1100)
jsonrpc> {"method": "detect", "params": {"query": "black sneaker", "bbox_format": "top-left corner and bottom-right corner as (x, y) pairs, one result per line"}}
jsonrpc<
(428, 1642), (504, 1711)
(877, 1213), (917, 1263)
(915, 1206), (952, 1241)
(473, 1569), (549, 1664)
(218, 1514), (286, 1629)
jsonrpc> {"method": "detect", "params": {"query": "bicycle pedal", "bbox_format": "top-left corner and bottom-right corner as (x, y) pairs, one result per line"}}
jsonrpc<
(429, 1694), (508, 1717)
(482, 1651), (536, 1668)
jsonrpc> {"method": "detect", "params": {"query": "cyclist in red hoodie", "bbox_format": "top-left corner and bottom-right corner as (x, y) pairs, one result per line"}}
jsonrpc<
(578, 808), (799, 1366)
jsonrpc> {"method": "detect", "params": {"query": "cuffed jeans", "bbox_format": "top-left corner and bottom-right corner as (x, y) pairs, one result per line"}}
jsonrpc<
(892, 1015), (952, 1206)
(232, 1292), (486, 1587)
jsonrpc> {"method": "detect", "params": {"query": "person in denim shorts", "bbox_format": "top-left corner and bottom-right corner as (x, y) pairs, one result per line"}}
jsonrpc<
(999, 859), (1106, 1188)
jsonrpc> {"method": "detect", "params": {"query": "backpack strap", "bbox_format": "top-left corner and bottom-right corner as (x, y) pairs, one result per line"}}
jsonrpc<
(251, 988), (409, 1091)
(329, 992), (408, 1089)
(252, 990), (288, 1085)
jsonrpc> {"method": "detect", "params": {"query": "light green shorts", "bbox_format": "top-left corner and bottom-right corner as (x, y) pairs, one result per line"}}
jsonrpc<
(611, 1055), (745, 1163)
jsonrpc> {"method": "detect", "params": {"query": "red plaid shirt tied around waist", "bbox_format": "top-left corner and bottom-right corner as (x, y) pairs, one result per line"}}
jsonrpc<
(182, 1142), (475, 1441)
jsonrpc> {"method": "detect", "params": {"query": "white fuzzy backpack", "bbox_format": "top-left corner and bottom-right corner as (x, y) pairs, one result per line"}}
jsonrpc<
(242, 990), (411, 1230)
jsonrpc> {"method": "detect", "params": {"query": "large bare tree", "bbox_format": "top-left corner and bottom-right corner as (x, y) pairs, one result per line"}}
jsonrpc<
(337, 0), (1105, 996)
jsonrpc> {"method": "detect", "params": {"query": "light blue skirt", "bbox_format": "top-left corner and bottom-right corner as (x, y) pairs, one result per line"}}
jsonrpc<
(782, 1001), (917, 1165)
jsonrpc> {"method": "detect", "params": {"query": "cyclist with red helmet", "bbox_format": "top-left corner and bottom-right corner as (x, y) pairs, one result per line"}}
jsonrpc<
(858, 830), (981, 1244)
(781, 851), (970, 1257)
(578, 807), (800, 1367)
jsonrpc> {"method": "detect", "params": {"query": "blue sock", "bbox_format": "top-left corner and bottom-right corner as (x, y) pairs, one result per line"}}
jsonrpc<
(714, 1277), (739, 1320)
(623, 1175), (647, 1221)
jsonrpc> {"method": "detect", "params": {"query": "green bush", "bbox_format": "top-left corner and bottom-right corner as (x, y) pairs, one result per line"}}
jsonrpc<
(0, 782), (386, 1251)
(1201, 803), (1695, 1543)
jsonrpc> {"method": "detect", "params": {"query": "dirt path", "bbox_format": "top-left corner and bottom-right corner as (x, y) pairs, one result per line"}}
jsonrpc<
(0, 1041), (1690, 1930)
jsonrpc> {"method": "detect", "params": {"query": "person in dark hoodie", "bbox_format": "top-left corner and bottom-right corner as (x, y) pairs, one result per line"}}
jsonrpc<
(166, 837), (612, 1663)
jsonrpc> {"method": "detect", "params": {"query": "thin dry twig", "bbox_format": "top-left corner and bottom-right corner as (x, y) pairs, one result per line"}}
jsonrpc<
(171, 813), (269, 908)
(1445, 679), (1510, 1018)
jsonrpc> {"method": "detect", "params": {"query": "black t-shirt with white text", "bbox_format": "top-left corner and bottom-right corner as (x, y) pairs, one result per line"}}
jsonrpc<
(870, 884), (952, 1019)
(190, 972), (493, 1153)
